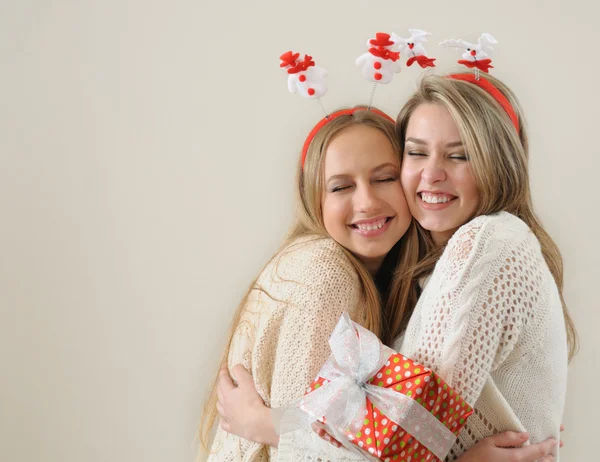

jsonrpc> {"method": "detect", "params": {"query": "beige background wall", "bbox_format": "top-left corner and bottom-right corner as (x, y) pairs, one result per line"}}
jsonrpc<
(1, 1), (597, 461)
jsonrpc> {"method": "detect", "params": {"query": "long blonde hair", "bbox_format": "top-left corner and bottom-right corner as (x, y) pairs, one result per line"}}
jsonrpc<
(395, 72), (579, 360)
(198, 108), (420, 452)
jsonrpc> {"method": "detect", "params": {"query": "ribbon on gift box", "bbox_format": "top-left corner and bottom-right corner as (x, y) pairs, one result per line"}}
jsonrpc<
(273, 313), (459, 461)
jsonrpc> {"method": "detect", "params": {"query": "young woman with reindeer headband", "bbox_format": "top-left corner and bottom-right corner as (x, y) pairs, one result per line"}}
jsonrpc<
(201, 32), (575, 462)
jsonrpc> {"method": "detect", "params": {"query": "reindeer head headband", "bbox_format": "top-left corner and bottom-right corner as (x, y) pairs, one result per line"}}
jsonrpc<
(440, 33), (519, 132)
(281, 32), (517, 169)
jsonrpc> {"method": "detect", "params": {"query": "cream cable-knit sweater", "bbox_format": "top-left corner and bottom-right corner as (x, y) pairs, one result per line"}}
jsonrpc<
(275, 213), (569, 461)
(206, 236), (367, 462)
(398, 212), (568, 461)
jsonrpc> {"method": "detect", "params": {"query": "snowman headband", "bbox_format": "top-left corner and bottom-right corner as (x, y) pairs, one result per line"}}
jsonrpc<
(280, 30), (438, 169)
(281, 32), (515, 168)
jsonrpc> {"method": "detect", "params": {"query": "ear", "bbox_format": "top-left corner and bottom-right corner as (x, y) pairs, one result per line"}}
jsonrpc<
(479, 33), (498, 48)
(408, 29), (431, 42)
(391, 33), (408, 46)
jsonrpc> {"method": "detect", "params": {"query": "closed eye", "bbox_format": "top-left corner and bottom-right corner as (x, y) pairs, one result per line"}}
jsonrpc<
(331, 185), (351, 193)
(406, 151), (427, 157)
(449, 154), (468, 160)
(376, 177), (397, 183)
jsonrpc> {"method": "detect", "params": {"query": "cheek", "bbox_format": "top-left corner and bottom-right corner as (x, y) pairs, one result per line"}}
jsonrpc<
(322, 197), (349, 234)
(400, 167), (417, 199)
(456, 170), (480, 209)
(387, 183), (409, 210)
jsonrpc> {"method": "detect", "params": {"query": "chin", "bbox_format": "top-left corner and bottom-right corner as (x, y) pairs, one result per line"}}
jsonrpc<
(418, 220), (457, 238)
(354, 248), (385, 260)
(418, 219), (448, 233)
(353, 246), (388, 262)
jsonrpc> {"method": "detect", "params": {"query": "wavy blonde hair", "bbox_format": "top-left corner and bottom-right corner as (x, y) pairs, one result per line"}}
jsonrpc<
(395, 72), (579, 360)
(198, 108), (421, 453)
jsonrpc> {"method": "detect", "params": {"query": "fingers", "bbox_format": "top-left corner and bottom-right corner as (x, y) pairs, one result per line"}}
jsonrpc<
(216, 376), (230, 415)
(312, 422), (325, 436)
(218, 365), (236, 393)
(230, 364), (253, 388)
(216, 399), (226, 418)
(512, 438), (557, 461)
(323, 433), (341, 448)
(311, 421), (328, 439)
(216, 380), (224, 403)
(559, 424), (565, 448)
(537, 456), (555, 462)
(219, 417), (231, 433)
(311, 422), (341, 448)
(217, 366), (234, 421)
(489, 431), (529, 448)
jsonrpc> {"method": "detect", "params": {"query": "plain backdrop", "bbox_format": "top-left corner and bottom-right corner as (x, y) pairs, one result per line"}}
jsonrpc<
(1, 1), (597, 461)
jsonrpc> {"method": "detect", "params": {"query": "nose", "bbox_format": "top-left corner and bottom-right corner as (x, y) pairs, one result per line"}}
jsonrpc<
(470, 50), (477, 57)
(354, 183), (381, 213)
(421, 156), (446, 185)
(408, 43), (414, 49)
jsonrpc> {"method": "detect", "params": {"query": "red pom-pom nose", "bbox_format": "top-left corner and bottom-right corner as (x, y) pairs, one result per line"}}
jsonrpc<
(470, 50), (477, 56)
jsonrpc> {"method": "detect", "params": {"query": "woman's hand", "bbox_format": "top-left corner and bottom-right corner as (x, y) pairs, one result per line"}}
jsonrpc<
(455, 431), (558, 462)
(216, 364), (280, 447)
(313, 426), (566, 458)
(219, 364), (567, 459)
(311, 421), (342, 448)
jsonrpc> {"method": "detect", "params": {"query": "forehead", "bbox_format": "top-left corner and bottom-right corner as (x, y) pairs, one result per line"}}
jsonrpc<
(324, 124), (399, 175)
(405, 103), (461, 143)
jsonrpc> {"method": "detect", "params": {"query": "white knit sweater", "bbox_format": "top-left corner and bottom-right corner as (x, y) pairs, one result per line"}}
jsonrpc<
(206, 236), (366, 462)
(275, 212), (569, 461)
(397, 212), (568, 461)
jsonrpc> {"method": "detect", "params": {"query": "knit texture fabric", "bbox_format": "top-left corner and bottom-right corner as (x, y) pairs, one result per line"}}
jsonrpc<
(207, 237), (365, 462)
(397, 212), (568, 461)
(208, 213), (569, 462)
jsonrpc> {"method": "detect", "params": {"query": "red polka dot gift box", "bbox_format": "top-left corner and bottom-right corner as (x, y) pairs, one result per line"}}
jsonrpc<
(306, 354), (473, 461)
(298, 314), (474, 462)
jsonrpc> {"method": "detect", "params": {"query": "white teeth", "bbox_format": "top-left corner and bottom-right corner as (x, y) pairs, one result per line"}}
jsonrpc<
(420, 192), (453, 204)
(355, 218), (386, 231)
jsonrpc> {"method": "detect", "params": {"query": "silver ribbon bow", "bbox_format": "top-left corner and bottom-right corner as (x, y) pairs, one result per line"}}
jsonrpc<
(273, 313), (458, 461)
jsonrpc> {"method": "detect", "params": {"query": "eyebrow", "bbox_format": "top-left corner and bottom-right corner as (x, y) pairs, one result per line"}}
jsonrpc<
(326, 162), (399, 184)
(405, 137), (464, 148)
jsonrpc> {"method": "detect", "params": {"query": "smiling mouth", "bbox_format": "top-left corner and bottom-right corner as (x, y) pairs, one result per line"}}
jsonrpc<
(418, 192), (457, 204)
(350, 216), (393, 231)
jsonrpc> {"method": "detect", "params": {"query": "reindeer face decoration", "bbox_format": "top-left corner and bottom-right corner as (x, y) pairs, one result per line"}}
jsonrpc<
(439, 33), (497, 73)
(391, 29), (436, 68)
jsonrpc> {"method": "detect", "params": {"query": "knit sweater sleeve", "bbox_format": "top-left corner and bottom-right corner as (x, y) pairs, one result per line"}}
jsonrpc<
(401, 213), (533, 406)
(207, 237), (367, 462)
(259, 240), (362, 409)
(264, 239), (369, 462)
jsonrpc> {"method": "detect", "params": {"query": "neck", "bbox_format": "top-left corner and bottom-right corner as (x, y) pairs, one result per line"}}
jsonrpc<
(362, 257), (384, 277)
(430, 230), (454, 246)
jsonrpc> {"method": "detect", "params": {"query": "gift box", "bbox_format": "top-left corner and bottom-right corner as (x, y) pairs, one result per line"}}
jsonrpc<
(300, 314), (473, 462)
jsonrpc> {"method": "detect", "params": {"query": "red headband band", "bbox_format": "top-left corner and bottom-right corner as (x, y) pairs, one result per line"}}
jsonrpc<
(301, 108), (395, 168)
(448, 73), (519, 133)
